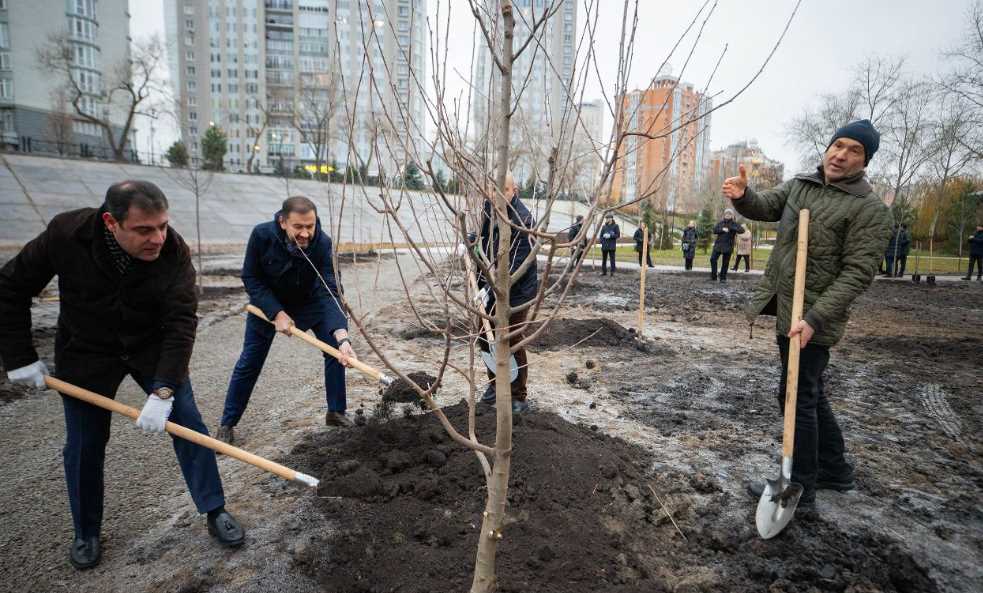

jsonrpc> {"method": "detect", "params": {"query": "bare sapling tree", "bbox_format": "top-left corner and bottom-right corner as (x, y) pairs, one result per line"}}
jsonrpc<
(162, 148), (214, 296)
(246, 99), (272, 174)
(928, 91), (977, 255)
(943, 1), (983, 160)
(46, 87), (75, 156)
(293, 68), (342, 180)
(37, 34), (166, 161)
(307, 1), (802, 591)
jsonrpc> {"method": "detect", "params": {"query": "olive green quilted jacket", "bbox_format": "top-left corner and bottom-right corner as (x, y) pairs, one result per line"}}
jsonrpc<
(733, 167), (892, 347)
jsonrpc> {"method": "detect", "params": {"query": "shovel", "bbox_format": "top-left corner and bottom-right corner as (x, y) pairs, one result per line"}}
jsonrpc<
(756, 208), (809, 539)
(44, 376), (319, 488)
(246, 304), (393, 387)
(471, 284), (519, 384)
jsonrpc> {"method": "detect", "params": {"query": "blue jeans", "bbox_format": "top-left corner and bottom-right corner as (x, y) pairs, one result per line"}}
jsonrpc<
(221, 304), (346, 427)
(60, 371), (225, 539)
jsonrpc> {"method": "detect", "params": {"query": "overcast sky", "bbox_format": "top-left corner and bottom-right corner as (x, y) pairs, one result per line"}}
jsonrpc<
(131, 0), (967, 177)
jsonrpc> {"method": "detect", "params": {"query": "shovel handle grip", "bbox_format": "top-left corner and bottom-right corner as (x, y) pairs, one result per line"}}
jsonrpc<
(782, 209), (809, 459)
(245, 304), (391, 386)
(44, 376), (319, 488)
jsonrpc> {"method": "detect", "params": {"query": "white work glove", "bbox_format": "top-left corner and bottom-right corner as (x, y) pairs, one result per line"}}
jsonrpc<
(7, 360), (49, 389)
(136, 394), (173, 433)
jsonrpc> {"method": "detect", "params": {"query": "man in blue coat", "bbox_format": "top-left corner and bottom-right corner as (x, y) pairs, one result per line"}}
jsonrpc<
(217, 196), (356, 443)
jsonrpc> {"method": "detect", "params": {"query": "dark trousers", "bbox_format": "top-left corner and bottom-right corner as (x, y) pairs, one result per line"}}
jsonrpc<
(683, 252), (694, 270)
(896, 255), (907, 277)
(478, 308), (529, 402)
(884, 255), (895, 276)
(636, 249), (654, 267)
(221, 303), (346, 426)
(967, 254), (983, 279)
(709, 249), (731, 279)
(776, 336), (851, 497)
(601, 249), (617, 274)
(59, 371), (225, 539)
(732, 254), (750, 272)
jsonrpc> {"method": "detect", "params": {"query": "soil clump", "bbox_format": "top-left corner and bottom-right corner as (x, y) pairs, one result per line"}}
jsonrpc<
(288, 402), (938, 593)
(381, 371), (440, 403)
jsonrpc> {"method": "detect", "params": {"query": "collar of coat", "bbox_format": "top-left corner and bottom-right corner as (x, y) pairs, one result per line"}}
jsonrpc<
(795, 166), (873, 197)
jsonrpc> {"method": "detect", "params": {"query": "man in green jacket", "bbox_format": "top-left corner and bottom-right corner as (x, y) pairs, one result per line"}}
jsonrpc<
(722, 119), (892, 509)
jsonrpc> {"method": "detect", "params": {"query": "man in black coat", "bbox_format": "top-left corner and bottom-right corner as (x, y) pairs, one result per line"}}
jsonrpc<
(568, 214), (586, 264)
(710, 208), (744, 282)
(0, 181), (243, 570)
(681, 220), (698, 270)
(964, 224), (983, 281)
(633, 222), (654, 267)
(599, 214), (620, 275)
(218, 196), (356, 438)
(895, 224), (911, 277)
(476, 172), (539, 415)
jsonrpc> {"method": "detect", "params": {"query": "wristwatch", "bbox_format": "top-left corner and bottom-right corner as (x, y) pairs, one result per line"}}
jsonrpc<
(155, 387), (175, 400)
(338, 337), (352, 347)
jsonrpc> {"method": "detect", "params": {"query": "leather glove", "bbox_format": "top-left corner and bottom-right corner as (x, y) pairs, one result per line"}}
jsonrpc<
(136, 393), (173, 433)
(7, 360), (49, 389)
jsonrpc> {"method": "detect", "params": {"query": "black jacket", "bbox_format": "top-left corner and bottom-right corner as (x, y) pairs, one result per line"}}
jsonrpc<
(681, 227), (698, 257)
(712, 220), (744, 254)
(242, 213), (347, 331)
(0, 208), (197, 388)
(600, 222), (620, 251)
(477, 195), (538, 307)
(886, 227), (911, 258)
(969, 231), (983, 257)
(568, 222), (582, 245)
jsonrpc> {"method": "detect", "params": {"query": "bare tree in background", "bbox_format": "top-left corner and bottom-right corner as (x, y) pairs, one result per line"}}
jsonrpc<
(929, 91), (977, 256)
(944, 1), (983, 160)
(37, 34), (166, 162)
(162, 148), (214, 296)
(318, 1), (800, 591)
(46, 87), (75, 156)
(293, 69), (343, 180)
(245, 100), (272, 174)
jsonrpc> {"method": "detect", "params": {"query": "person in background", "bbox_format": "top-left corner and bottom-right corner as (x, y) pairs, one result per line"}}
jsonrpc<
(895, 223), (911, 277)
(599, 214), (620, 276)
(732, 227), (753, 273)
(710, 209), (745, 282)
(633, 222), (654, 268)
(964, 224), (983, 281)
(568, 215), (585, 265)
(883, 224), (903, 278)
(681, 221), (698, 271)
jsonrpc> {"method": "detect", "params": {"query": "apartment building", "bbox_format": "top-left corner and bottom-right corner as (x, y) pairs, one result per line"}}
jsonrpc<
(165, 0), (426, 173)
(609, 76), (712, 214)
(0, 0), (133, 157)
(470, 0), (577, 184)
(707, 139), (784, 192)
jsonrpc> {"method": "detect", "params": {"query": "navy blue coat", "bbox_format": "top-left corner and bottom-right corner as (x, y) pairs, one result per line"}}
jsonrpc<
(681, 227), (698, 258)
(600, 222), (620, 251)
(712, 220), (744, 254)
(242, 213), (347, 331)
(478, 195), (539, 307)
(968, 230), (983, 257)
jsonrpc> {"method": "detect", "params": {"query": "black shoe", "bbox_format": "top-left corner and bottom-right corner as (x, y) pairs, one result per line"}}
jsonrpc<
(719, 277), (727, 283)
(216, 425), (234, 446)
(816, 473), (855, 492)
(512, 400), (529, 415)
(962, 276), (971, 280)
(69, 536), (101, 570)
(207, 510), (245, 547)
(710, 276), (717, 281)
(480, 384), (496, 405)
(325, 411), (354, 427)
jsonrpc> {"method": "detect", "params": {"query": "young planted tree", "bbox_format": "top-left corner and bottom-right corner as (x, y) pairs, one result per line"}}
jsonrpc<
(36, 34), (165, 161)
(201, 125), (228, 171)
(46, 87), (75, 156)
(165, 141), (190, 168)
(318, 1), (801, 591)
(162, 149), (214, 296)
(292, 70), (342, 181)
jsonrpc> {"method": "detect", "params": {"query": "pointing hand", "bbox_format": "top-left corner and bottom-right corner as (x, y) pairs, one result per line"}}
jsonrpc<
(722, 164), (748, 200)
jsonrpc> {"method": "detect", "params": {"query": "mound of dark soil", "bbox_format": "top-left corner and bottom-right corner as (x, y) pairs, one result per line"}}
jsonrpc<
(849, 335), (983, 364)
(381, 371), (440, 403)
(528, 318), (660, 353)
(286, 403), (938, 593)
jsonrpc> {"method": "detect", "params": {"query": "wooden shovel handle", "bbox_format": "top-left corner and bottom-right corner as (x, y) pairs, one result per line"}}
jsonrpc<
(44, 376), (319, 487)
(782, 209), (810, 459)
(245, 304), (391, 386)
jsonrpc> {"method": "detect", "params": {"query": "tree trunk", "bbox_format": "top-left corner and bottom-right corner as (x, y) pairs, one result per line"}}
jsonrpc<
(470, 3), (515, 592)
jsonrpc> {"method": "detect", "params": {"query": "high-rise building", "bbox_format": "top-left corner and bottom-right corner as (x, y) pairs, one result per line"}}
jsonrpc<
(707, 139), (784, 193)
(470, 0), (577, 183)
(165, 0), (426, 173)
(0, 0), (133, 157)
(609, 76), (712, 214)
(568, 99), (604, 196)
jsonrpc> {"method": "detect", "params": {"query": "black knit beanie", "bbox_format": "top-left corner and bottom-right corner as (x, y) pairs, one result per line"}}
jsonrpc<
(828, 119), (880, 165)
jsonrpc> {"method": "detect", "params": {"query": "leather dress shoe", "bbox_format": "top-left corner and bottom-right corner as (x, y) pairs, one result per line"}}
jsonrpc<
(207, 511), (245, 547)
(69, 536), (101, 570)
(325, 411), (354, 427)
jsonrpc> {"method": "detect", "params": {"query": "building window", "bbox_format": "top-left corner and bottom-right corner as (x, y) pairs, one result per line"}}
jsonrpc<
(0, 78), (11, 99)
(0, 53), (9, 70)
(0, 23), (8, 49)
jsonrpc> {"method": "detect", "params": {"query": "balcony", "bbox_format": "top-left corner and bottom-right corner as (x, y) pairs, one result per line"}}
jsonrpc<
(265, 1), (292, 12)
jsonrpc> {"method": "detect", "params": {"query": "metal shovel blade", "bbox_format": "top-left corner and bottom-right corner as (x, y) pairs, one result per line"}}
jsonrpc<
(480, 347), (519, 383)
(755, 475), (804, 539)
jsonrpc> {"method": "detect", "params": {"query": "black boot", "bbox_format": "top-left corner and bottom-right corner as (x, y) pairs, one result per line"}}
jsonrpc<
(69, 536), (101, 570)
